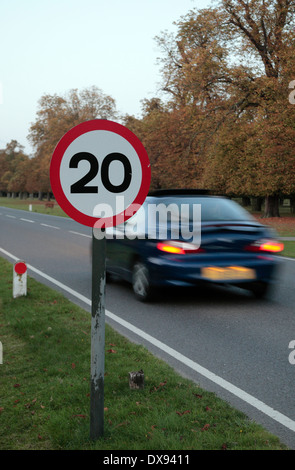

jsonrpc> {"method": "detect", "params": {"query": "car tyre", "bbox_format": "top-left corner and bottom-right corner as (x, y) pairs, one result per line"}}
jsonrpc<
(132, 262), (153, 302)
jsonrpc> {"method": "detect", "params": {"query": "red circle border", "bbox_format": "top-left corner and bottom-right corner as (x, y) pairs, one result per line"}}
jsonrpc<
(50, 120), (151, 227)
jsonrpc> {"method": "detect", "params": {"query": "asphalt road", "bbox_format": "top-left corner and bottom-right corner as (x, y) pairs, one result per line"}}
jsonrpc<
(1, 205), (295, 449)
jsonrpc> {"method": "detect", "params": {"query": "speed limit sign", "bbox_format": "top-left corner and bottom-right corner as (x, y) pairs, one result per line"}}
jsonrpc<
(50, 119), (150, 441)
(50, 119), (151, 227)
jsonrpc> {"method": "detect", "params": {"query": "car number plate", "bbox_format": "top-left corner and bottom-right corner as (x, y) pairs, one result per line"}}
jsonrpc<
(201, 266), (256, 281)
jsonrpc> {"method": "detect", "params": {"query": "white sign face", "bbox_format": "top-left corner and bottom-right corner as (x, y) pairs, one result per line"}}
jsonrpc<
(50, 120), (151, 227)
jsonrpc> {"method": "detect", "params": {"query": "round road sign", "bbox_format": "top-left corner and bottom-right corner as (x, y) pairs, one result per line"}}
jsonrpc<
(50, 120), (151, 227)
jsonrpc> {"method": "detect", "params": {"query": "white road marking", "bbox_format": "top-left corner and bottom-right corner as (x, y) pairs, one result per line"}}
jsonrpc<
(20, 218), (34, 223)
(282, 256), (295, 262)
(6, 215), (16, 218)
(1, 245), (295, 435)
(40, 223), (60, 230)
(69, 230), (91, 238)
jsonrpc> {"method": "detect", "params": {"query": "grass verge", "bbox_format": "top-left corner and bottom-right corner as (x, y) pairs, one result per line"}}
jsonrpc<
(281, 241), (295, 258)
(0, 197), (67, 218)
(0, 257), (288, 450)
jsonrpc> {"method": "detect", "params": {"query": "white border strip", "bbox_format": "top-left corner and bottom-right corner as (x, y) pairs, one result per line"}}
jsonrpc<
(1, 246), (295, 434)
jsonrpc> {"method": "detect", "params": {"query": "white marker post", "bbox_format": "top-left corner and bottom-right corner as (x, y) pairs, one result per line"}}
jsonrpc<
(13, 261), (27, 298)
(50, 119), (151, 440)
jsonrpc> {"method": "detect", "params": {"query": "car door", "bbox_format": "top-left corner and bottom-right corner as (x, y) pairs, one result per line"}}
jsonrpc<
(105, 224), (126, 277)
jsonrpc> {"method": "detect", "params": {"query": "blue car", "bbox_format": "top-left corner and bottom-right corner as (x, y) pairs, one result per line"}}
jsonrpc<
(106, 190), (284, 301)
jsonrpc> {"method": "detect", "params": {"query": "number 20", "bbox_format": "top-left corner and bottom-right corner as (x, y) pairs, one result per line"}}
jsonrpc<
(69, 152), (132, 194)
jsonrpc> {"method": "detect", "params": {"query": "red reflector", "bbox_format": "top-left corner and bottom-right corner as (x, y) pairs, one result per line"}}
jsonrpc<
(14, 262), (27, 275)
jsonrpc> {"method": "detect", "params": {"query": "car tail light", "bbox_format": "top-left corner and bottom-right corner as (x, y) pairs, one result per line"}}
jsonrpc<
(157, 241), (205, 254)
(245, 239), (284, 253)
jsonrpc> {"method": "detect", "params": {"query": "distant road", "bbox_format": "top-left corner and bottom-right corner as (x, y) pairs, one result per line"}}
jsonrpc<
(1, 205), (295, 449)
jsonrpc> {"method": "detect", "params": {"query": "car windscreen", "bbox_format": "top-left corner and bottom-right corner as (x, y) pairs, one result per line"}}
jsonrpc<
(145, 196), (255, 223)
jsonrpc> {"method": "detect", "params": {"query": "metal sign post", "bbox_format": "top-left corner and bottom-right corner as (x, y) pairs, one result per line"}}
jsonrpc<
(90, 229), (106, 439)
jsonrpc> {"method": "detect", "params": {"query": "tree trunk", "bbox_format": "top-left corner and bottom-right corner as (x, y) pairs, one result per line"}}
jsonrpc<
(290, 195), (295, 215)
(251, 197), (263, 212)
(264, 195), (280, 217)
(242, 196), (250, 207)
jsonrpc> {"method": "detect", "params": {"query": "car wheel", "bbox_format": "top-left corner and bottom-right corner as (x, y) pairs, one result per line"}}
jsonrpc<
(132, 262), (153, 302)
(250, 281), (269, 299)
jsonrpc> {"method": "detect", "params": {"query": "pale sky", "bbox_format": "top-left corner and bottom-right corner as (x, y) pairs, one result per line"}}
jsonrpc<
(0, 0), (212, 155)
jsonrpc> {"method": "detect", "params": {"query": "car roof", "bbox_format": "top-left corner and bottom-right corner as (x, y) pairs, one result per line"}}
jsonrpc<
(147, 189), (222, 198)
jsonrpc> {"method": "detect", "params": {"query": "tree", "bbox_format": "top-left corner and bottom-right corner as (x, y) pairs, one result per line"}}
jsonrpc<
(27, 86), (117, 198)
(220, 0), (295, 80)
(140, 9), (234, 189)
(124, 98), (207, 190)
(0, 140), (29, 197)
(215, 0), (295, 216)
(153, 1), (295, 216)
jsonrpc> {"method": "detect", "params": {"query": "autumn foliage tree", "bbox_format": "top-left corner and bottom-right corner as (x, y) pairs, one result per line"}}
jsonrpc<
(216, 0), (295, 216)
(0, 140), (30, 197)
(27, 86), (117, 199)
(2, 2), (295, 217)
(139, 0), (295, 216)
(124, 98), (206, 189)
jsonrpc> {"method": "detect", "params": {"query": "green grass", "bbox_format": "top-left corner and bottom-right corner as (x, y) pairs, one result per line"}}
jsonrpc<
(0, 257), (288, 450)
(0, 197), (67, 218)
(281, 241), (295, 258)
